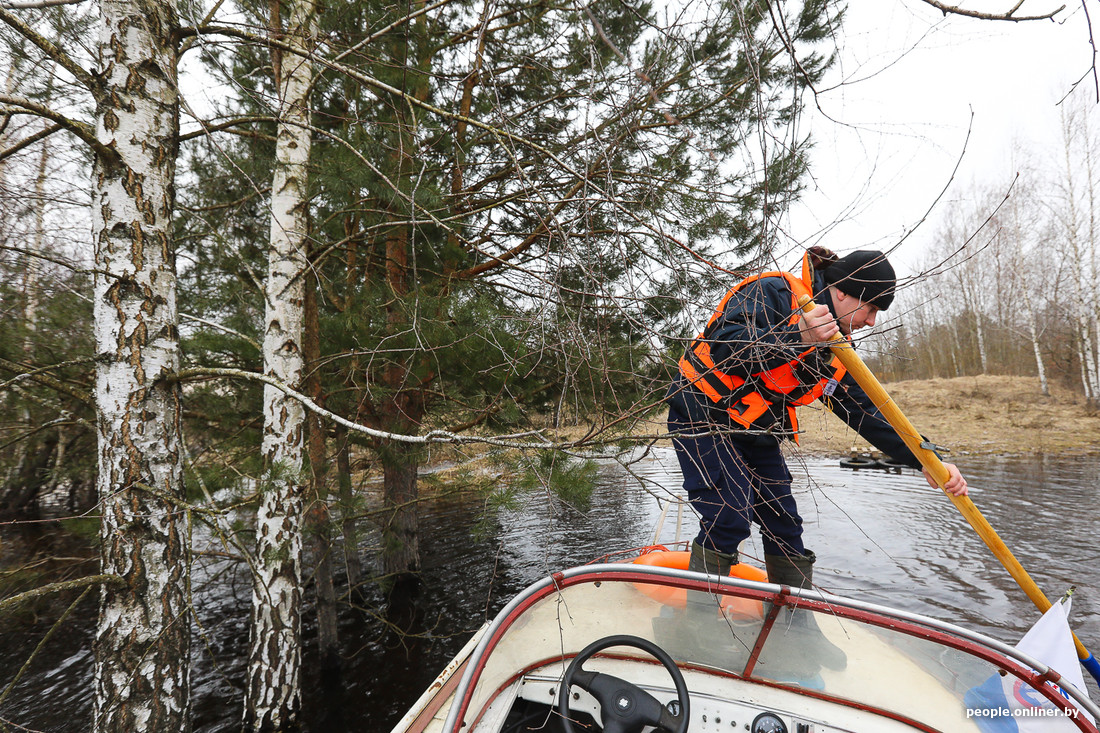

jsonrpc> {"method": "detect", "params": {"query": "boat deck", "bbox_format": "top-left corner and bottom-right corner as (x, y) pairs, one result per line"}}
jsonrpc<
(394, 563), (1096, 733)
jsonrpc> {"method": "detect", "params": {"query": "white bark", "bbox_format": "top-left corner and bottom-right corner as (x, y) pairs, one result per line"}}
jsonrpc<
(1024, 297), (1049, 396)
(90, 0), (188, 731)
(973, 304), (988, 374)
(246, 0), (316, 727)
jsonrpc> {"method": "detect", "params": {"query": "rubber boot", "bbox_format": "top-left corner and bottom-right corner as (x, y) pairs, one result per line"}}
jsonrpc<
(764, 550), (847, 671)
(688, 540), (738, 577)
(686, 540), (737, 608)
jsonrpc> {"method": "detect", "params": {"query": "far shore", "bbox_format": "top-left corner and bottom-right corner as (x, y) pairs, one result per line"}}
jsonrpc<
(793, 374), (1100, 460)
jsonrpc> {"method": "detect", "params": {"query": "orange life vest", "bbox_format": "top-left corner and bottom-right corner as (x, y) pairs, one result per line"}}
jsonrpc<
(677, 253), (847, 442)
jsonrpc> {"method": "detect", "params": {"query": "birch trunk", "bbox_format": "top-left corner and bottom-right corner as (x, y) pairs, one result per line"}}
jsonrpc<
(90, 0), (189, 730)
(1016, 253), (1049, 397)
(974, 310), (988, 374)
(1004, 175), (1050, 398)
(1027, 316), (1049, 396)
(246, 0), (316, 726)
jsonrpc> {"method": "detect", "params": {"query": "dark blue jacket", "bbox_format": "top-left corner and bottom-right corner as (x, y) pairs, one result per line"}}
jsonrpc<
(667, 269), (922, 468)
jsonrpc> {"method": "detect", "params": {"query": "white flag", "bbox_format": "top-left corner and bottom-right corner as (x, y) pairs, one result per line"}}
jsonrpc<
(964, 599), (1092, 732)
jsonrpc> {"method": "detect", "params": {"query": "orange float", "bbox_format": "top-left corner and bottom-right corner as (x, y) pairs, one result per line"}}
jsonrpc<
(631, 548), (767, 620)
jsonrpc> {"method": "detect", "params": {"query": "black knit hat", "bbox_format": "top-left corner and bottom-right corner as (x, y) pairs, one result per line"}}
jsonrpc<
(822, 250), (896, 310)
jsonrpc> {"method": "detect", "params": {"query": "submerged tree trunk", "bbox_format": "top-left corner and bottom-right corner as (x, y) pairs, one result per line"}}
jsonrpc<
(376, 31), (433, 586)
(381, 433), (422, 589)
(90, 0), (189, 730)
(304, 252), (340, 692)
(380, 223), (425, 589)
(246, 0), (316, 727)
(334, 426), (362, 598)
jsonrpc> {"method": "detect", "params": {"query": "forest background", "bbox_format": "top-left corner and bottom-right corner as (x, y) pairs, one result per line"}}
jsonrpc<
(0, 0), (1095, 731)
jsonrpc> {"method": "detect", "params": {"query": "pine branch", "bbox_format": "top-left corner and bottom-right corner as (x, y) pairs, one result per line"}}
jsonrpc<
(182, 24), (736, 281)
(186, 24), (588, 185)
(327, 0), (459, 63)
(180, 312), (262, 350)
(0, 7), (96, 91)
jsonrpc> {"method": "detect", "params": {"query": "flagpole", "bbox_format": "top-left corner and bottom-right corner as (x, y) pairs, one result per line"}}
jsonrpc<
(797, 295), (1100, 686)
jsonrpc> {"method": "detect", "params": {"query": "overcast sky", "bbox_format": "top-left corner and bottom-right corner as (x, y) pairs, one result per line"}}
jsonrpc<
(783, 0), (1095, 276)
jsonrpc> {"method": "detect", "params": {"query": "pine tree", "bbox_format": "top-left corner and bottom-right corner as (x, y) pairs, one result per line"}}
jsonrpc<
(177, 0), (843, 592)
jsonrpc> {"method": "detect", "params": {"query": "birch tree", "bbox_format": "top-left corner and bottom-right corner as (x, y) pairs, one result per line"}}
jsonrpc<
(90, 0), (189, 729)
(245, 0), (317, 727)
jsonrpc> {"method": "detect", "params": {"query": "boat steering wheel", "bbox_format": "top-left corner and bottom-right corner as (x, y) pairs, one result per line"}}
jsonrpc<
(557, 634), (690, 733)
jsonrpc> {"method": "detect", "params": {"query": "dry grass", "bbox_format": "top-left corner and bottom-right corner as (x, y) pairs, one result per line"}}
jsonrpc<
(795, 374), (1100, 459)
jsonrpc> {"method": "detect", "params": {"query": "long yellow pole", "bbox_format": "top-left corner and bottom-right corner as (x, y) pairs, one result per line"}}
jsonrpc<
(797, 295), (1094, 663)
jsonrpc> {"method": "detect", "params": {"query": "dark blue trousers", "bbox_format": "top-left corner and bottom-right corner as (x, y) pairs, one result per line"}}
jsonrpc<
(668, 407), (805, 558)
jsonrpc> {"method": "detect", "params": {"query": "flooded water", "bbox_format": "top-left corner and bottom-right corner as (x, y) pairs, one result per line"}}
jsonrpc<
(1, 450), (1098, 731)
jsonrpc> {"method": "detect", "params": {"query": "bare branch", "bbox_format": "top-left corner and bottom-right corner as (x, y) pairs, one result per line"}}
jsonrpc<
(0, 6), (96, 90)
(0, 0), (85, 8)
(0, 242), (108, 277)
(179, 0), (230, 55)
(1081, 0), (1099, 102)
(0, 121), (63, 162)
(173, 366), (572, 450)
(0, 355), (95, 408)
(917, 0), (1065, 21)
(0, 576), (120, 615)
(177, 115), (277, 143)
(0, 95), (106, 159)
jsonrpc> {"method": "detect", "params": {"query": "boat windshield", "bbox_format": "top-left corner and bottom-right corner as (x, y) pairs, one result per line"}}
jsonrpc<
(448, 564), (1097, 733)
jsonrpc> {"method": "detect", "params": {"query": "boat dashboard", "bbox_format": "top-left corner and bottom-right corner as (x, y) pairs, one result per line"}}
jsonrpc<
(494, 668), (890, 733)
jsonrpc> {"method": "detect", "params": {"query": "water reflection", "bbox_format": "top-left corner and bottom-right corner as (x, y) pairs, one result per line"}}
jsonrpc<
(0, 450), (1098, 731)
